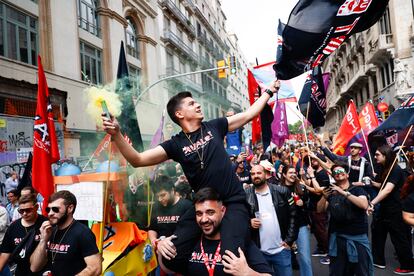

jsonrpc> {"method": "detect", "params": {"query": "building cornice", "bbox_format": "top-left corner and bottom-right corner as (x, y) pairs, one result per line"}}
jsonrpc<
(124, 0), (158, 19)
(97, 7), (127, 27)
(138, 34), (157, 46)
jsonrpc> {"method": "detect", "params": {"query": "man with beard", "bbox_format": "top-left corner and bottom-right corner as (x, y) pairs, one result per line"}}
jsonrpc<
(149, 176), (192, 275)
(158, 187), (272, 275)
(30, 190), (101, 276)
(245, 165), (297, 275)
(0, 194), (47, 275)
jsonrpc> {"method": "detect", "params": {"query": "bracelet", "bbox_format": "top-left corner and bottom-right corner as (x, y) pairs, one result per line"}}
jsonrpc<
(264, 89), (274, 98)
(345, 191), (351, 198)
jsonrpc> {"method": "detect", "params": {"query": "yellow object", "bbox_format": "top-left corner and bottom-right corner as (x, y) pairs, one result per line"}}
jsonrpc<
(103, 241), (157, 276)
(0, 119), (6, 128)
(85, 86), (122, 127)
(217, 59), (226, 79)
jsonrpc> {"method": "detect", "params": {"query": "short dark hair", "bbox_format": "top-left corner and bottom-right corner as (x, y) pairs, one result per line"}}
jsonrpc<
(49, 190), (77, 212)
(152, 175), (175, 194)
(166, 91), (192, 125)
(331, 161), (349, 175)
(193, 187), (221, 204)
(19, 194), (37, 205)
(21, 186), (38, 194)
(7, 189), (19, 197)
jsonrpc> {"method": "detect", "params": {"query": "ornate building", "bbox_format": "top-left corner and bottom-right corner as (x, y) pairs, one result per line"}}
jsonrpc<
(0, 0), (249, 169)
(323, 0), (414, 133)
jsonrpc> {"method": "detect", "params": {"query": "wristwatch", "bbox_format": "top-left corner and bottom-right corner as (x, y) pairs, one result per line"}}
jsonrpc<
(345, 191), (351, 198)
(264, 89), (274, 97)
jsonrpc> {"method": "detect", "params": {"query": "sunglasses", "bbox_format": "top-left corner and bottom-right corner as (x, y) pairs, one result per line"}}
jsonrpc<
(45, 206), (60, 213)
(332, 168), (346, 176)
(17, 207), (34, 214)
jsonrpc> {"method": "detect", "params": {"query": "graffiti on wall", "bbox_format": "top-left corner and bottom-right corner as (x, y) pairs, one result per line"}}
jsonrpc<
(0, 116), (64, 166)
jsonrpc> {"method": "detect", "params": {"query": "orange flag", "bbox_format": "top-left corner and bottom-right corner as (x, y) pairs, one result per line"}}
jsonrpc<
(332, 101), (361, 155)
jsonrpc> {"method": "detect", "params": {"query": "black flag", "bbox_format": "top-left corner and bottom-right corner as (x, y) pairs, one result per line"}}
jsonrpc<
(116, 41), (144, 152)
(274, 0), (389, 80)
(17, 152), (32, 191)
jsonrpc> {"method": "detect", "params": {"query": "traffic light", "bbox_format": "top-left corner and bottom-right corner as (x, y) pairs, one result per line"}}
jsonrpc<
(228, 56), (237, 74)
(217, 59), (226, 79)
(383, 110), (390, 119)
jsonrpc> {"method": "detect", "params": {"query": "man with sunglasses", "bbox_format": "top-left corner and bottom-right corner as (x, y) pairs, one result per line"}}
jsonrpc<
(317, 163), (373, 276)
(318, 138), (373, 185)
(0, 194), (47, 275)
(30, 190), (101, 276)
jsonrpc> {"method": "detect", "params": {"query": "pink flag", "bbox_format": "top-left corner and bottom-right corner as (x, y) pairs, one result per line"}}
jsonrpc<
(271, 102), (289, 147)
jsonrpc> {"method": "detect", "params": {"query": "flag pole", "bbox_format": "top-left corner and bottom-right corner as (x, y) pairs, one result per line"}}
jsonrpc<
(401, 149), (414, 173)
(379, 124), (414, 191)
(360, 129), (376, 174)
(98, 140), (113, 253)
(303, 101), (312, 165)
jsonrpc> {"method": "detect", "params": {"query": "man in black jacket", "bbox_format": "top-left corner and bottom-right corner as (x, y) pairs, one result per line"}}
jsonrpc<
(245, 164), (297, 275)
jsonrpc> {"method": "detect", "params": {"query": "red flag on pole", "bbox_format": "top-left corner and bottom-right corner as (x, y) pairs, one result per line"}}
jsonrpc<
(332, 100), (361, 155)
(359, 101), (379, 135)
(247, 70), (261, 145)
(33, 56), (60, 215)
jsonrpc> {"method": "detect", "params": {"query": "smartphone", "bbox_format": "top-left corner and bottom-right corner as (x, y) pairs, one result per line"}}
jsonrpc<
(101, 100), (111, 119)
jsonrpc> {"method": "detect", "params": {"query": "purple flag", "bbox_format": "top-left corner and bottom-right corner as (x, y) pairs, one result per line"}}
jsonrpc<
(271, 102), (289, 147)
(150, 112), (165, 149)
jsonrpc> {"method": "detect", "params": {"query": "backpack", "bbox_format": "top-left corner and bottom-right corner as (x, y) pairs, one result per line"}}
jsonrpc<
(328, 186), (358, 223)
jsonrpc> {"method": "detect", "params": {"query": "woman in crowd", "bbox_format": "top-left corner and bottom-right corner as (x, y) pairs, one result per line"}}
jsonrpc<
(281, 166), (313, 276)
(368, 145), (414, 274)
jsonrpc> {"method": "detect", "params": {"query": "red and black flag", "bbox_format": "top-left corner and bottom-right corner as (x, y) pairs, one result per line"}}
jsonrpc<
(274, 0), (389, 80)
(298, 66), (327, 128)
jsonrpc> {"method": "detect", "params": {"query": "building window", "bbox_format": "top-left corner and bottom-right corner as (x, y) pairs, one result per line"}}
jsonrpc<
(129, 65), (141, 91)
(77, 0), (100, 37)
(379, 7), (392, 34)
(0, 2), (38, 65)
(380, 58), (394, 88)
(126, 17), (139, 59)
(80, 41), (102, 84)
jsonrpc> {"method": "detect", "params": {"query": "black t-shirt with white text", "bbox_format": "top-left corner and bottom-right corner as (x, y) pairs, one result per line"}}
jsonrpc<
(46, 220), (99, 276)
(160, 118), (245, 203)
(149, 198), (192, 237)
(237, 170), (251, 186)
(0, 215), (47, 276)
(186, 237), (272, 276)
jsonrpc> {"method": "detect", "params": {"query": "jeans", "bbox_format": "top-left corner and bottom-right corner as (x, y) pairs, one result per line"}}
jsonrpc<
(264, 249), (292, 276)
(310, 211), (329, 252)
(0, 266), (10, 276)
(297, 226), (313, 276)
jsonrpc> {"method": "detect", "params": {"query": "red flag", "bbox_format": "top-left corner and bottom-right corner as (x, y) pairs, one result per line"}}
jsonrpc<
(33, 56), (60, 215)
(332, 101), (361, 155)
(359, 101), (379, 135)
(247, 70), (261, 145)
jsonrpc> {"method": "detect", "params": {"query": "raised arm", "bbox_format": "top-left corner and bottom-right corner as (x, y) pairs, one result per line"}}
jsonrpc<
(227, 80), (280, 132)
(102, 116), (168, 167)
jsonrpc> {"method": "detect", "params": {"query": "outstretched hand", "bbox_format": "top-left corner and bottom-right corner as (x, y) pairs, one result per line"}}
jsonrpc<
(101, 113), (120, 136)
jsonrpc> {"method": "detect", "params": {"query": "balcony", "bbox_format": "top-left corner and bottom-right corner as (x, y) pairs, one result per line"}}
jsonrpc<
(164, 67), (203, 93)
(194, 6), (228, 52)
(162, 29), (198, 63)
(366, 33), (394, 64)
(159, 0), (195, 37)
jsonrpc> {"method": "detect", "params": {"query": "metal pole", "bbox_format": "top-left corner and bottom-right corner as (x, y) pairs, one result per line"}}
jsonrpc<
(134, 66), (229, 107)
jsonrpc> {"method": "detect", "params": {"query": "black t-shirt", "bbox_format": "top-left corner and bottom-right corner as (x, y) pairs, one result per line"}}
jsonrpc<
(328, 186), (368, 235)
(186, 237), (272, 276)
(237, 170), (251, 186)
(402, 192), (414, 213)
(160, 118), (245, 203)
(0, 215), (47, 276)
(309, 169), (330, 211)
(376, 165), (406, 215)
(149, 198), (192, 237)
(46, 220), (99, 276)
(124, 184), (152, 230)
(287, 184), (310, 227)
